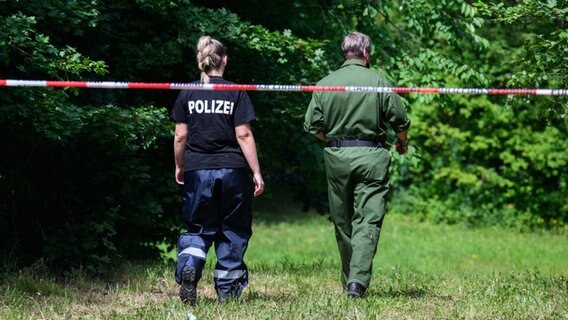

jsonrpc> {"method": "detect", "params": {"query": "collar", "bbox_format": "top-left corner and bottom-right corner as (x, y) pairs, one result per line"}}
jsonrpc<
(341, 59), (368, 69)
(208, 76), (224, 83)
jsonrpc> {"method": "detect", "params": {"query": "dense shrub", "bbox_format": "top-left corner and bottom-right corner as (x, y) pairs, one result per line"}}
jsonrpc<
(1, 0), (566, 274)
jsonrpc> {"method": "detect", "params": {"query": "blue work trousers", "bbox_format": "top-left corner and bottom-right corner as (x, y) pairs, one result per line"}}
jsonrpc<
(175, 168), (253, 300)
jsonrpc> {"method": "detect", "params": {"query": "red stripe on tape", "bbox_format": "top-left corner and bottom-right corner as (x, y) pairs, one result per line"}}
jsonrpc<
(394, 87), (441, 94)
(0, 79), (6, 86)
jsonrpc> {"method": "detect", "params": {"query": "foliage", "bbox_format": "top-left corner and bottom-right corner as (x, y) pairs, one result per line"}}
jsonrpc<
(477, 0), (568, 118)
(398, 91), (568, 230)
(389, 1), (568, 231)
(0, 86), (176, 271)
(0, 1), (178, 271)
(0, 0), (329, 271)
(1, 0), (567, 274)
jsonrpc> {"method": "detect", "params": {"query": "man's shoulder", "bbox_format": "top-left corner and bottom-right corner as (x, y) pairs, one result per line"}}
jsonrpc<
(317, 66), (388, 86)
(317, 67), (355, 84)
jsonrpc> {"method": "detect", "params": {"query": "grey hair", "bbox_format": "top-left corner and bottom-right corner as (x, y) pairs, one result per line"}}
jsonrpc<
(341, 32), (371, 60)
(196, 36), (226, 83)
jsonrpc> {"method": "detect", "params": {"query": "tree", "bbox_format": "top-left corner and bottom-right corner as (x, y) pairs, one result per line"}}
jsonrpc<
(479, 0), (568, 118)
(393, 1), (568, 230)
(1, 0), (566, 273)
(0, 0), (329, 271)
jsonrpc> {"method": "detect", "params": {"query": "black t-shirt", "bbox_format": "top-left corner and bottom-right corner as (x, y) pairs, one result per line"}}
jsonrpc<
(170, 76), (256, 171)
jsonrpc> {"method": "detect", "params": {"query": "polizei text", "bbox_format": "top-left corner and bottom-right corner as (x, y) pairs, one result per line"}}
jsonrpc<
(187, 100), (234, 115)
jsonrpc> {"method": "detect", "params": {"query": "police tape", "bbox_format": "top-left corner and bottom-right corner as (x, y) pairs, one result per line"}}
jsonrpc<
(1, 79), (568, 95)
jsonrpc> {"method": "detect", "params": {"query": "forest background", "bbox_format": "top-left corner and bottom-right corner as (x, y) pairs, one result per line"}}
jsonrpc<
(0, 0), (567, 273)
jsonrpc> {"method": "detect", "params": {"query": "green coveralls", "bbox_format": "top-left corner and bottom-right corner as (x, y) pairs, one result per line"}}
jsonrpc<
(304, 59), (410, 289)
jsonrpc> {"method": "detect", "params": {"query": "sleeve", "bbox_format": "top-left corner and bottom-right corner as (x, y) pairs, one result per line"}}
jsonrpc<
(303, 92), (325, 135)
(382, 92), (411, 133)
(234, 91), (256, 126)
(170, 91), (188, 123)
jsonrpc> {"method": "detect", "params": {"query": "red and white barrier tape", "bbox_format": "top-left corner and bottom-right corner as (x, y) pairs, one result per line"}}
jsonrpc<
(1, 79), (568, 95)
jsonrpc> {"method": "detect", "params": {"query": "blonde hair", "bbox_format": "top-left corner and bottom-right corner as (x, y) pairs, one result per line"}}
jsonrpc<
(342, 32), (371, 60)
(196, 36), (226, 83)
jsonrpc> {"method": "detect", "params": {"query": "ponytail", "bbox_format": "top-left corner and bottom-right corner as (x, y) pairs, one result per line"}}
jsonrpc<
(196, 36), (226, 83)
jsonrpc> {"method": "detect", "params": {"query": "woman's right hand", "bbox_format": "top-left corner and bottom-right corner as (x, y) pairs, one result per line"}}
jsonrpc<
(253, 172), (264, 197)
(175, 167), (184, 185)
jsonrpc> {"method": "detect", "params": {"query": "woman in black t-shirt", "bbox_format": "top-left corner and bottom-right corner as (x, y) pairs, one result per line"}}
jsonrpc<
(170, 36), (264, 304)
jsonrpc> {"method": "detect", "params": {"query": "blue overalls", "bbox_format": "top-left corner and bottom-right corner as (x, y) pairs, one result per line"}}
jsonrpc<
(175, 168), (253, 300)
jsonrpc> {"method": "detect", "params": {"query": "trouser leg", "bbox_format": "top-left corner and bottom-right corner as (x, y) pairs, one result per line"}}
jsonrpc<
(324, 147), (391, 289)
(176, 233), (212, 284)
(349, 150), (390, 287)
(349, 179), (388, 287)
(324, 150), (354, 288)
(214, 228), (251, 300)
(212, 168), (253, 300)
(175, 170), (219, 285)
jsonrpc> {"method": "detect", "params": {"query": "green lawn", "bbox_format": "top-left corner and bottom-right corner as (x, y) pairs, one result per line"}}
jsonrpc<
(1, 194), (567, 319)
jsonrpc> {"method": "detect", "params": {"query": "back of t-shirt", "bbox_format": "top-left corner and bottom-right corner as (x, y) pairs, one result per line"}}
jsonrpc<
(170, 76), (256, 171)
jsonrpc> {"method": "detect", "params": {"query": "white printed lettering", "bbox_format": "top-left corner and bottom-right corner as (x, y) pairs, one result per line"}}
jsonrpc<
(215, 100), (224, 113)
(195, 100), (204, 113)
(188, 100), (234, 115)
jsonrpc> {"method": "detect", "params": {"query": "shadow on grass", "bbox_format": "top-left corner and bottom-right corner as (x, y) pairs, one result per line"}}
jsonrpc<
(243, 290), (302, 303)
(371, 286), (429, 299)
(195, 287), (430, 304)
(189, 291), (296, 305)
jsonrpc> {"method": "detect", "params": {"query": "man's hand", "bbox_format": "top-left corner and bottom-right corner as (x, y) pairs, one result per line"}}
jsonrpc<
(395, 139), (409, 155)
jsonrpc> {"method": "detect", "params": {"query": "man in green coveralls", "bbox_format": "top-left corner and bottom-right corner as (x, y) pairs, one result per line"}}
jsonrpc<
(304, 31), (411, 298)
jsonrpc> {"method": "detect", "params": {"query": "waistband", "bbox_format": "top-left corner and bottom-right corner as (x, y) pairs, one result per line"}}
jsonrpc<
(326, 139), (383, 148)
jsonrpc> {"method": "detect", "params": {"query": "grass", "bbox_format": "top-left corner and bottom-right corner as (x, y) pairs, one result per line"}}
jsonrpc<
(1, 193), (567, 319)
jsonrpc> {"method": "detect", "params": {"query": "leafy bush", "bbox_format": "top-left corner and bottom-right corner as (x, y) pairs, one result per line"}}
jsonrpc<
(2, 0), (567, 275)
